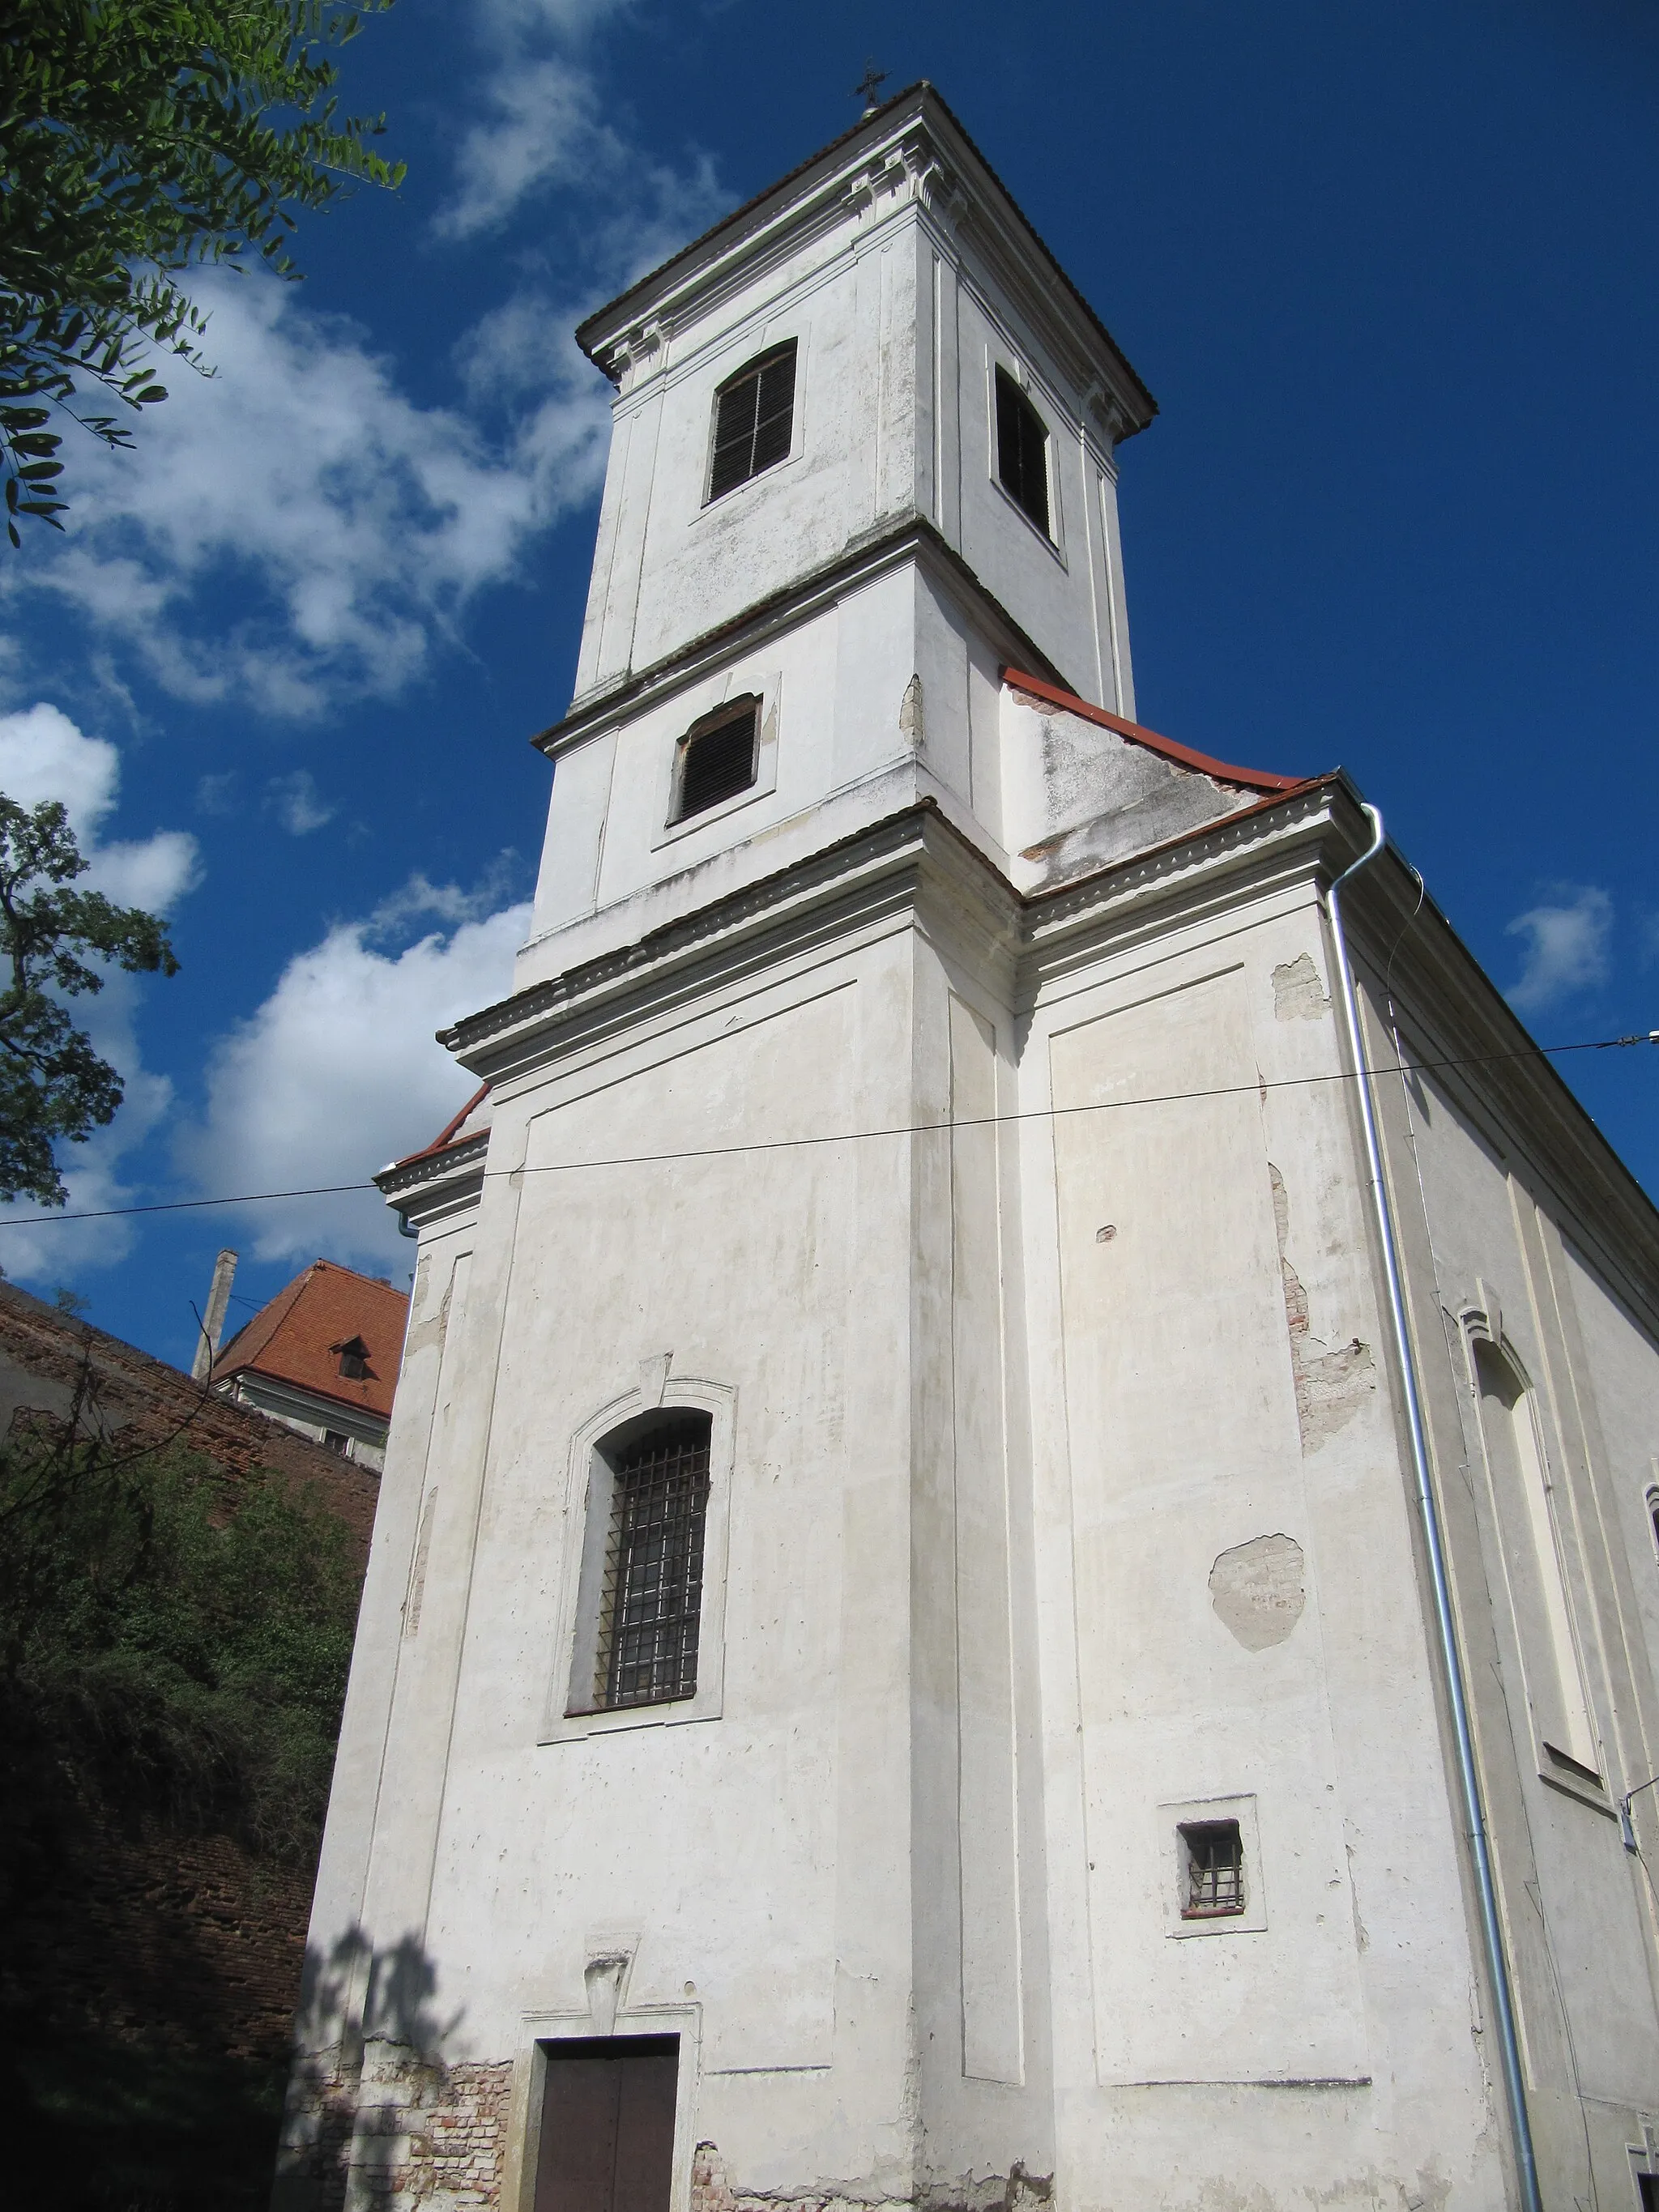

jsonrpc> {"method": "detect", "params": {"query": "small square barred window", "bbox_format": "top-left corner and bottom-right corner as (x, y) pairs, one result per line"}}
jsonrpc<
(708, 340), (797, 501)
(1179, 1820), (1245, 1918)
(673, 701), (758, 822)
(994, 365), (1051, 539)
(595, 1416), (711, 1711)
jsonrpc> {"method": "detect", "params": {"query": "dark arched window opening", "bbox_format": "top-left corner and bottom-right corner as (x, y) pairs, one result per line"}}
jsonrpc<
(708, 340), (797, 501)
(672, 698), (759, 822)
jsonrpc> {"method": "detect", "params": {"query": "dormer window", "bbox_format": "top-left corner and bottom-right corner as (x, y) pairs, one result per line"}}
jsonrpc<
(672, 697), (759, 823)
(333, 1336), (370, 1382)
(994, 365), (1051, 538)
(708, 340), (797, 501)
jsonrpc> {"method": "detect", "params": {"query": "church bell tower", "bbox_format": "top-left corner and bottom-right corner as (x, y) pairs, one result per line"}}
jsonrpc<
(279, 79), (1564, 2212)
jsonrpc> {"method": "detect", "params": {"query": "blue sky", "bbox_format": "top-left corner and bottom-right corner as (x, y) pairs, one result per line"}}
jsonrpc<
(4, 0), (1657, 1366)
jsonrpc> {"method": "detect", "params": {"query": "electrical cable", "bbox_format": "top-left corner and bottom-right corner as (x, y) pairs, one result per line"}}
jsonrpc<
(0, 1027), (1654, 1232)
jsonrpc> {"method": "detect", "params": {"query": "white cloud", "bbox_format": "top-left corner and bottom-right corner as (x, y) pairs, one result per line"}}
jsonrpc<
(437, 0), (725, 271)
(0, 701), (200, 911)
(19, 272), (613, 716)
(1505, 884), (1613, 1017)
(178, 875), (529, 1265)
(267, 769), (335, 836)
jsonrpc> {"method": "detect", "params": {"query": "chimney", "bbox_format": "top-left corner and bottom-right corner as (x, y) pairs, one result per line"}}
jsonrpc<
(192, 1248), (238, 1383)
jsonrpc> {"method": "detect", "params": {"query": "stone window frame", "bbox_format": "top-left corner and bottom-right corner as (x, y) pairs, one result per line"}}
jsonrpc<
(984, 347), (1068, 567)
(668, 697), (761, 828)
(1159, 1793), (1267, 1940)
(693, 326), (810, 518)
(1461, 1293), (1608, 1810)
(540, 1372), (735, 1746)
(650, 667), (782, 852)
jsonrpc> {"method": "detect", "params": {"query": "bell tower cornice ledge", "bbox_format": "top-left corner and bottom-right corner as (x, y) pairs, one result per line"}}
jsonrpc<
(436, 782), (1348, 1090)
(574, 82), (1157, 434)
(539, 513), (1068, 760)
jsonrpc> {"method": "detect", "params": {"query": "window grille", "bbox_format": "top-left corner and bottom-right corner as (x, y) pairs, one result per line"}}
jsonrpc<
(994, 366), (1051, 537)
(1180, 1820), (1244, 1916)
(709, 341), (797, 500)
(595, 1417), (711, 1711)
(674, 702), (758, 822)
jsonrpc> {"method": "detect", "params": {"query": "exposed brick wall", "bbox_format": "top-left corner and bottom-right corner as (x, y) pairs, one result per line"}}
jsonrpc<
(6, 1800), (318, 2065)
(0, 1276), (381, 1551)
(279, 2047), (513, 2212)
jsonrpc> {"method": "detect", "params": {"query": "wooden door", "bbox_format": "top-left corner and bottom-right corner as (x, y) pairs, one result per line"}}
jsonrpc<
(534, 2037), (679, 2212)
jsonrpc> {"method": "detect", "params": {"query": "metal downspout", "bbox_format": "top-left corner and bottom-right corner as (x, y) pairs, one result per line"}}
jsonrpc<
(1327, 805), (1544, 2212)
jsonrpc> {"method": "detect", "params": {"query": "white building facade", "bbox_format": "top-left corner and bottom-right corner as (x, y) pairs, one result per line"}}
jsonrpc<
(278, 86), (1659, 2212)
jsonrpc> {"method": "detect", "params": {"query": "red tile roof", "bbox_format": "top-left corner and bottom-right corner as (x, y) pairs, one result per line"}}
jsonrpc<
(389, 1082), (492, 1172)
(1002, 668), (1307, 795)
(211, 1259), (410, 1422)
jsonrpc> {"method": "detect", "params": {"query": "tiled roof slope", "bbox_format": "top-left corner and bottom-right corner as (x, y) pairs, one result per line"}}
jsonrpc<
(211, 1259), (409, 1421)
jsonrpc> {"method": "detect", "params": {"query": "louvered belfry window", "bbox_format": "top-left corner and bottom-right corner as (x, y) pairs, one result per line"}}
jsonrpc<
(595, 1416), (711, 1711)
(672, 699), (758, 822)
(994, 365), (1051, 537)
(708, 340), (797, 500)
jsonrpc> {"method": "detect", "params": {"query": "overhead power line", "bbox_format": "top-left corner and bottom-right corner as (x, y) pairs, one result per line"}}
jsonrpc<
(0, 1029), (1654, 1232)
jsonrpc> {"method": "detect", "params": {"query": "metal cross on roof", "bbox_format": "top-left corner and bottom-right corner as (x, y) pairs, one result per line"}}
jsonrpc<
(855, 62), (888, 117)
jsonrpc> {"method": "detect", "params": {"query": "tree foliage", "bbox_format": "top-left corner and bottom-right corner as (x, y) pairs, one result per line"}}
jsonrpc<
(0, 1413), (361, 1860)
(1, 0), (403, 543)
(0, 792), (180, 1205)
(0, 1376), (364, 2210)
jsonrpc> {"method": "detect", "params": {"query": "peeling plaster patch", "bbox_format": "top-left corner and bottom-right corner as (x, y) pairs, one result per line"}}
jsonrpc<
(1407, 2162), (1452, 2212)
(1272, 952), (1331, 1021)
(1270, 1164), (1375, 1450)
(1209, 1532), (1306, 1651)
(899, 674), (925, 748)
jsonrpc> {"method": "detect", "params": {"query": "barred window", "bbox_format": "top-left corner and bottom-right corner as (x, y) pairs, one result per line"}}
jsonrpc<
(1179, 1821), (1244, 1918)
(994, 366), (1051, 538)
(708, 341), (797, 501)
(593, 1414), (711, 1711)
(672, 699), (758, 823)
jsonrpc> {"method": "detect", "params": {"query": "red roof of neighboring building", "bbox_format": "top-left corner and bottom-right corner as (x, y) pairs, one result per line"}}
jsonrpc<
(211, 1259), (410, 1422)
(1001, 668), (1307, 795)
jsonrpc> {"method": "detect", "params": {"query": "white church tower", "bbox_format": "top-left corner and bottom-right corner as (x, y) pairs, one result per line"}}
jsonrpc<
(280, 84), (1659, 2212)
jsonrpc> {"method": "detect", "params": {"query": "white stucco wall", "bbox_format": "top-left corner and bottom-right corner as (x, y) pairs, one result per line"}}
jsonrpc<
(286, 86), (1659, 2212)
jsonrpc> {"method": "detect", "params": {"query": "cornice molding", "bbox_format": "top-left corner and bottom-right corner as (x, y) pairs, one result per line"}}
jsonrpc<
(399, 771), (1659, 1321)
(1332, 833), (1659, 1332)
(441, 806), (942, 1085)
(576, 85), (1155, 436)
(541, 515), (1070, 758)
(375, 1130), (489, 1219)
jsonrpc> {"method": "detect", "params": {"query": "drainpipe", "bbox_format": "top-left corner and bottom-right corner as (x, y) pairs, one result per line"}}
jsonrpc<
(1327, 806), (1543, 2212)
